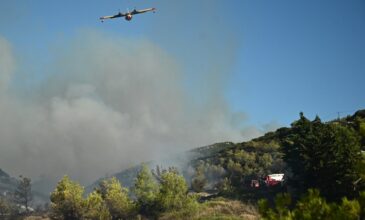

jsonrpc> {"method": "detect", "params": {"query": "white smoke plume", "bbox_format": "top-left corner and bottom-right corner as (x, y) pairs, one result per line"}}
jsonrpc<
(0, 32), (263, 187)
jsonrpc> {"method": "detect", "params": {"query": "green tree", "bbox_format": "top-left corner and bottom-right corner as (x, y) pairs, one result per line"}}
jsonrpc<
(102, 177), (135, 220)
(132, 164), (159, 216)
(191, 164), (207, 193)
(354, 117), (365, 149)
(226, 159), (243, 186)
(282, 112), (313, 193)
(293, 189), (332, 219)
(259, 189), (362, 220)
(258, 153), (273, 170)
(282, 113), (363, 200)
(359, 121), (365, 139)
(327, 124), (363, 198)
(85, 191), (111, 220)
(216, 177), (233, 195)
(14, 175), (32, 212)
(0, 197), (11, 217)
(50, 176), (86, 220)
(333, 197), (360, 220)
(258, 193), (292, 220)
(156, 171), (198, 213)
(359, 191), (365, 219)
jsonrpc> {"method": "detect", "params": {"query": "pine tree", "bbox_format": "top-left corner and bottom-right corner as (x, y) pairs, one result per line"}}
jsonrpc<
(85, 191), (111, 220)
(50, 176), (86, 220)
(282, 113), (363, 200)
(102, 177), (135, 220)
(133, 164), (159, 216)
(191, 164), (207, 192)
(14, 175), (32, 212)
(156, 171), (197, 213)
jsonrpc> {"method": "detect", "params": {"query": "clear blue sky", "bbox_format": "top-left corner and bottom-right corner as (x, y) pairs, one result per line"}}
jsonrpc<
(1, 0), (364, 127)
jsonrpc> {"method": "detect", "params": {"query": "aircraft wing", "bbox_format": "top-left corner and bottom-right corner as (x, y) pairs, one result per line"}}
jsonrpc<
(100, 12), (125, 21)
(131, 8), (156, 15)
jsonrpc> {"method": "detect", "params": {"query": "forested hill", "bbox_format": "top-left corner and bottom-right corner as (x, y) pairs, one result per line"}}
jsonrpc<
(23, 109), (365, 219)
(89, 109), (365, 196)
(251, 109), (365, 149)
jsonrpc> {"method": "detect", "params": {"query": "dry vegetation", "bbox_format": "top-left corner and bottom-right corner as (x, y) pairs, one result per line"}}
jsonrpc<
(24, 216), (50, 220)
(160, 197), (259, 220)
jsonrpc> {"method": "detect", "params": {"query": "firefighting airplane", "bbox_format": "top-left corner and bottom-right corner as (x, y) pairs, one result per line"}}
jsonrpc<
(100, 7), (156, 22)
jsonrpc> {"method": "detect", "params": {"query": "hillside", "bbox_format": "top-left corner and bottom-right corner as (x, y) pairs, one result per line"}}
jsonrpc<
(0, 169), (49, 206)
(0, 169), (18, 196)
(86, 142), (236, 192)
(88, 109), (365, 201)
(16, 109), (365, 219)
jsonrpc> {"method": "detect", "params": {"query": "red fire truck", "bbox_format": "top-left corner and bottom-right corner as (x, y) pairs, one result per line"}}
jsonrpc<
(265, 173), (284, 186)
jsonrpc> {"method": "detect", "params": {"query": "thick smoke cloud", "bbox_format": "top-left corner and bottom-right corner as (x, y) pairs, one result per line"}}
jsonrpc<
(0, 32), (264, 187)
